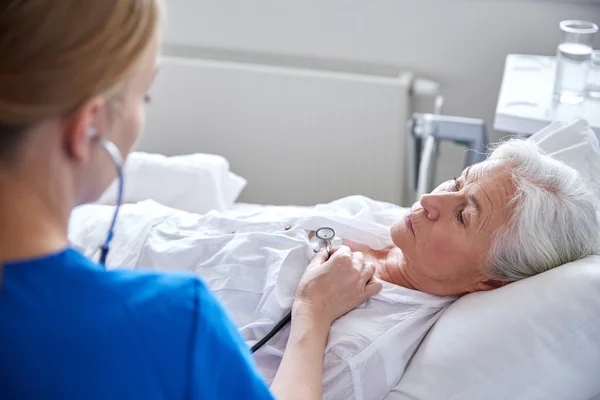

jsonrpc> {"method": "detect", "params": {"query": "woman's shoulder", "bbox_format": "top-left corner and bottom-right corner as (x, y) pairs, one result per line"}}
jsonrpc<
(91, 255), (273, 398)
(69, 249), (216, 320)
(3, 247), (215, 329)
(3, 247), (240, 368)
(1, 250), (273, 398)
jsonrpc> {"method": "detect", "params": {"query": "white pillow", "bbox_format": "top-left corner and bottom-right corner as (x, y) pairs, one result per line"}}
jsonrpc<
(388, 256), (600, 400)
(96, 152), (246, 214)
(388, 119), (600, 400)
(528, 118), (600, 205)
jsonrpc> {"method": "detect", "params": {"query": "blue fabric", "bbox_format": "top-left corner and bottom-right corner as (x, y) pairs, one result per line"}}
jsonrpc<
(0, 248), (274, 400)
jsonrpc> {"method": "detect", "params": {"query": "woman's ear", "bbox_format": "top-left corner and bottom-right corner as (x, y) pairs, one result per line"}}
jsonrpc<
(472, 279), (510, 292)
(63, 97), (105, 162)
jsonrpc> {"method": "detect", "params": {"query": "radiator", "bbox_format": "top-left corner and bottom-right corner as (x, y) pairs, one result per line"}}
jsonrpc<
(138, 47), (436, 206)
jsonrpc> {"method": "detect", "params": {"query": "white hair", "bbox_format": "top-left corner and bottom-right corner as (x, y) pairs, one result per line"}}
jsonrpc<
(483, 139), (600, 281)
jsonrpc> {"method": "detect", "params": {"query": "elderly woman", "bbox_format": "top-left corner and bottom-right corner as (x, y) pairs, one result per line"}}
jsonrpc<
(288, 139), (599, 398)
(355, 138), (600, 296)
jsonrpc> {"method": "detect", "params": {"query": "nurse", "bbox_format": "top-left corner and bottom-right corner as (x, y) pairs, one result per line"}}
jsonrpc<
(0, 1), (382, 399)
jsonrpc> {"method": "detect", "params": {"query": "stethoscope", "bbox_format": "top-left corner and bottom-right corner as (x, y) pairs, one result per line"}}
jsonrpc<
(88, 131), (337, 352)
(87, 128), (125, 267)
(250, 227), (339, 353)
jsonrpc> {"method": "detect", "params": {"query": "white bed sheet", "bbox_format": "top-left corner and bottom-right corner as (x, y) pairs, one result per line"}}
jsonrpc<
(231, 202), (312, 213)
(68, 196), (454, 400)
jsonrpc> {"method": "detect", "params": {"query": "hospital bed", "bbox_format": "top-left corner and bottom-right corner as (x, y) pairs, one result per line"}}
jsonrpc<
(87, 46), (600, 397)
(86, 116), (600, 399)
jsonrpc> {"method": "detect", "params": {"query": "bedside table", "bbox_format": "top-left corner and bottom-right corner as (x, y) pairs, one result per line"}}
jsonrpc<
(494, 54), (600, 138)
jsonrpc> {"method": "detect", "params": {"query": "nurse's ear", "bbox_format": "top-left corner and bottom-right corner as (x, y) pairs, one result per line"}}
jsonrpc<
(63, 97), (105, 162)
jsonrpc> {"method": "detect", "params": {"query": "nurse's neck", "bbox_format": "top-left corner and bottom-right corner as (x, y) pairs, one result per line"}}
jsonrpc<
(0, 131), (72, 263)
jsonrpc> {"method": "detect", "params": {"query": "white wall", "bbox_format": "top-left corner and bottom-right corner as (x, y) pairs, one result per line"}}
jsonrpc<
(163, 0), (600, 184)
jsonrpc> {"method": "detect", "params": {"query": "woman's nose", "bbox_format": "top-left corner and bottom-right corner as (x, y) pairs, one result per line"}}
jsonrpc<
(419, 193), (442, 220)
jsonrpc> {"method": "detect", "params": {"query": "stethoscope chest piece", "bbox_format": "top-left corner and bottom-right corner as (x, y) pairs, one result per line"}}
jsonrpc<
(310, 227), (341, 254)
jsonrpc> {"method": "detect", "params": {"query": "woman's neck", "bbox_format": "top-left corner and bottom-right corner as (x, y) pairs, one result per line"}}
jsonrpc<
(374, 246), (418, 290)
(0, 170), (71, 263)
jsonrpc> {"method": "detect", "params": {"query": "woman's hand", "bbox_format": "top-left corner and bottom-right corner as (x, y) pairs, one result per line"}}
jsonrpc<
(293, 245), (383, 327)
(271, 246), (383, 400)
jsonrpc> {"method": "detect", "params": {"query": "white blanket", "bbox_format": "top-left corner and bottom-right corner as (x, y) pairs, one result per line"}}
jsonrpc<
(68, 196), (454, 400)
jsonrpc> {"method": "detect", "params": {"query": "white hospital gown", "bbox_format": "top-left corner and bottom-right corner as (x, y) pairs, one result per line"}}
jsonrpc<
(69, 196), (455, 400)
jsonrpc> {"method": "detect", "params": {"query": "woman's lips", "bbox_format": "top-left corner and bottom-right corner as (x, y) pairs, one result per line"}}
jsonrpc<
(404, 213), (414, 234)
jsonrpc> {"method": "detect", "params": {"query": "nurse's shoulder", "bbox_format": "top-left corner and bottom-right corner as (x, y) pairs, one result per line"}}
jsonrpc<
(0, 248), (273, 399)
(86, 251), (275, 400)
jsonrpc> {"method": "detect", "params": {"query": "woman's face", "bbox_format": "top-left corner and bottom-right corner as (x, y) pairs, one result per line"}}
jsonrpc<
(390, 160), (516, 296)
(108, 41), (159, 159)
(80, 38), (159, 204)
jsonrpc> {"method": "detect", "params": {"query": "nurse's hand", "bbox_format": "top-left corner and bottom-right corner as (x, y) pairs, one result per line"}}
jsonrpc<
(293, 245), (383, 328)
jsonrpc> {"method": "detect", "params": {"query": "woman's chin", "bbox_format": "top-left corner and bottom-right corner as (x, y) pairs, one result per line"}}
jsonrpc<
(390, 222), (409, 248)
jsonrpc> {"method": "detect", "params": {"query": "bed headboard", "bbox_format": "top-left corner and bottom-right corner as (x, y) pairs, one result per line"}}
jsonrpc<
(137, 49), (437, 206)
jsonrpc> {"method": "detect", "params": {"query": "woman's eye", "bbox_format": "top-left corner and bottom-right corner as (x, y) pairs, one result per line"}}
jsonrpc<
(453, 177), (465, 225)
(457, 211), (465, 225)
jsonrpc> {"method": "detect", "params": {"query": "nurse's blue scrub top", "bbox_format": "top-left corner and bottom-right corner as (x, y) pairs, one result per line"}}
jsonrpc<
(0, 248), (274, 399)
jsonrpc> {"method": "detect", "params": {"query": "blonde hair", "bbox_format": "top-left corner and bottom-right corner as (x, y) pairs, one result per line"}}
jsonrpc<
(0, 0), (160, 139)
